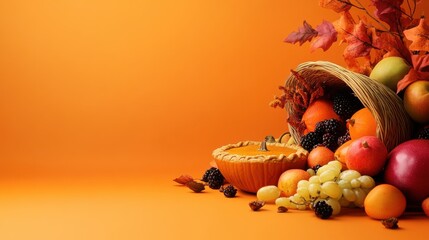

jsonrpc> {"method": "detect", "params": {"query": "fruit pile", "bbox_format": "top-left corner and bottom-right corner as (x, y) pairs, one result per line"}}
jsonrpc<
(175, 0), (429, 228)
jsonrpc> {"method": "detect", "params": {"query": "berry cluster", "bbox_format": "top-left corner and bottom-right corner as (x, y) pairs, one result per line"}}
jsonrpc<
(202, 167), (225, 189)
(313, 201), (333, 219)
(300, 118), (346, 151)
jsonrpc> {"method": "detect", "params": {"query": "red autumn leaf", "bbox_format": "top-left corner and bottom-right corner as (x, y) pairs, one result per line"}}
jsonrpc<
(397, 54), (429, 92)
(371, 0), (404, 32)
(404, 17), (429, 52)
(173, 174), (194, 185)
(284, 21), (318, 45)
(311, 20), (338, 51)
(344, 20), (372, 59)
(333, 10), (355, 44)
(319, 0), (352, 13)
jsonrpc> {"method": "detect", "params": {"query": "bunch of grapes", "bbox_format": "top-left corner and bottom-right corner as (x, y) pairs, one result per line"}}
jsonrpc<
(275, 161), (375, 216)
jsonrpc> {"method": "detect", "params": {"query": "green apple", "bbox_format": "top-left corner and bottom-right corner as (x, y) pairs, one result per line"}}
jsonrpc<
(369, 57), (411, 92)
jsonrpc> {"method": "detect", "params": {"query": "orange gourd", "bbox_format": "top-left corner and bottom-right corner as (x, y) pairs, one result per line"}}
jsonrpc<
(301, 99), (341, 133)
(347, 108), (377, 139)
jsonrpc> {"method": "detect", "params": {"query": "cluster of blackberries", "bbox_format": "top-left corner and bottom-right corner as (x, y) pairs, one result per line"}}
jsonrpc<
(201, 167), (237, 197)
(332, 91), (363, 120)
(313, 201), (333, 219)
(202, 167), (225, 189)
(416, 128), (429, 140)
(300, 118), (348, 151)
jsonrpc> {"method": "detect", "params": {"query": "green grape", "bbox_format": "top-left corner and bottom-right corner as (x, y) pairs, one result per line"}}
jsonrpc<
(327, 160), (343, 172)
(297, 180), (310, 189)
(308, 183), (322, 198)
(319, 169), (338, 183)
(256, 185), (281, 203)
(339, 170), (361, 181)
(353, 188), (366, 207)
(276, 197), (294, 208)
(316, 165), (332, 176)
(322, 181), (342, 199)
(297, 204), (307, 210)
(350, 178), (361, 188)
(309, 175), (321, 184)
(297, 187), (310, 201)
(337, 179), (352, 189)
(292, 193), (305, 205)
(325, 198), (341, 215)
(342, 188), (356, 202)
(307, 168), (316, 176)
(319, 191), (329, 199)
(339, 196), (351, 207)
(358, 175), (375, 189)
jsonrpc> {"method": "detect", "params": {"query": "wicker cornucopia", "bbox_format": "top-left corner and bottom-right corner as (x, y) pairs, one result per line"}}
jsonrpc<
(285, 61), (413, 151)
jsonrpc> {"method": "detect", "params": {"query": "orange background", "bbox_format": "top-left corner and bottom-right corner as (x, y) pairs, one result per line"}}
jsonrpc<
(0, 1), (428, 239)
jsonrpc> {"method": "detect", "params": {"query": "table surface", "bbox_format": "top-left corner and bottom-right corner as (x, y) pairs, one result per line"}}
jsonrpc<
(0, 174), (427, 240)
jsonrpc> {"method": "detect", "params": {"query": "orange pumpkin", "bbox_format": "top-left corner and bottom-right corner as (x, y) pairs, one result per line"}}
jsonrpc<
(301, 98), (341, 133)
(347, 108), (377, 139)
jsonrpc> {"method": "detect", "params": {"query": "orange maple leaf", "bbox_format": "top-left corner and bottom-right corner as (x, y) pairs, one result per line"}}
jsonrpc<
(333, 10), (355, 44)
(319, 0), (351, 13)
(404, 16), (429, 52)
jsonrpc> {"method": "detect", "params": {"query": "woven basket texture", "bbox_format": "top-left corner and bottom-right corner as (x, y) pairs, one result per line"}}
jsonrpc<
(285, 61), (413, 151)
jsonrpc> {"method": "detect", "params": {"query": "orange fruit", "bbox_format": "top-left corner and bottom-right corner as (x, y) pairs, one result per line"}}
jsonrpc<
(301, 99), (341, 133)
(347, 108), (377, 139)
(277, 169), (311, 197)
(307, 146), (335, 168)
(334, 140), (352, 170)
(364, 184), (407, 219)
(422, 197), (429, 217)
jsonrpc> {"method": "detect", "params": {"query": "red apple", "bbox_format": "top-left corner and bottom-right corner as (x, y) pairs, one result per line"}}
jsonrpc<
(384, 139), (429, 204)
(403, 80), (429, 124)
(345, 136), (388, 176)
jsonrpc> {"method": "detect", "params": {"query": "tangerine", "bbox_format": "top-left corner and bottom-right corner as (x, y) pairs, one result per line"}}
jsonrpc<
(334, 140), (352, 170)
(364, 184), (406, 220)
(347, 108), (377, 139)
(307, 146), (335, 168)
(301, 99), (341, 133)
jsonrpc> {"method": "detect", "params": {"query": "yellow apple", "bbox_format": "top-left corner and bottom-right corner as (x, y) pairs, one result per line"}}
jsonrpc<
(403, 80), (429, 123)
(369, 57), (411, 92)
(277, 169), (310, 197)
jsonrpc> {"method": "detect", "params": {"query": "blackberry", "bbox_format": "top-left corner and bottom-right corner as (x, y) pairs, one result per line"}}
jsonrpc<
(337, 130), (351, 146)
(322, 132), (338, 151)
(222, 185), (237, 198)
(315, 119), (345, 136)
(300, 131), (323, 151)
(417, 128), (429, 140)
(207, 168), (224, 189)
(333, 91), (364, 120)
(201, 167), (217, 182)
(313, 201), (333, 219)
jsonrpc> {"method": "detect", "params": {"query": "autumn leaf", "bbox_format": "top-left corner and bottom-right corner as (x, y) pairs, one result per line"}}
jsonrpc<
(371, 0), (404, 32)
(319, 0), (352, 13)
(397, 54), (429, 92)
(284, 21), (318, 45)
(344, 20), (373, 59)
(173, 174), (194, 185)
(333, 10), (355, 44)
(311, 20), (338, 51)
(404, 17), (429, 52)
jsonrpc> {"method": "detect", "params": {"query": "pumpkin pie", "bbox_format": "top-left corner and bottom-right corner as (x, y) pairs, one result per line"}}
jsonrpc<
(212, 141), (308, 193)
